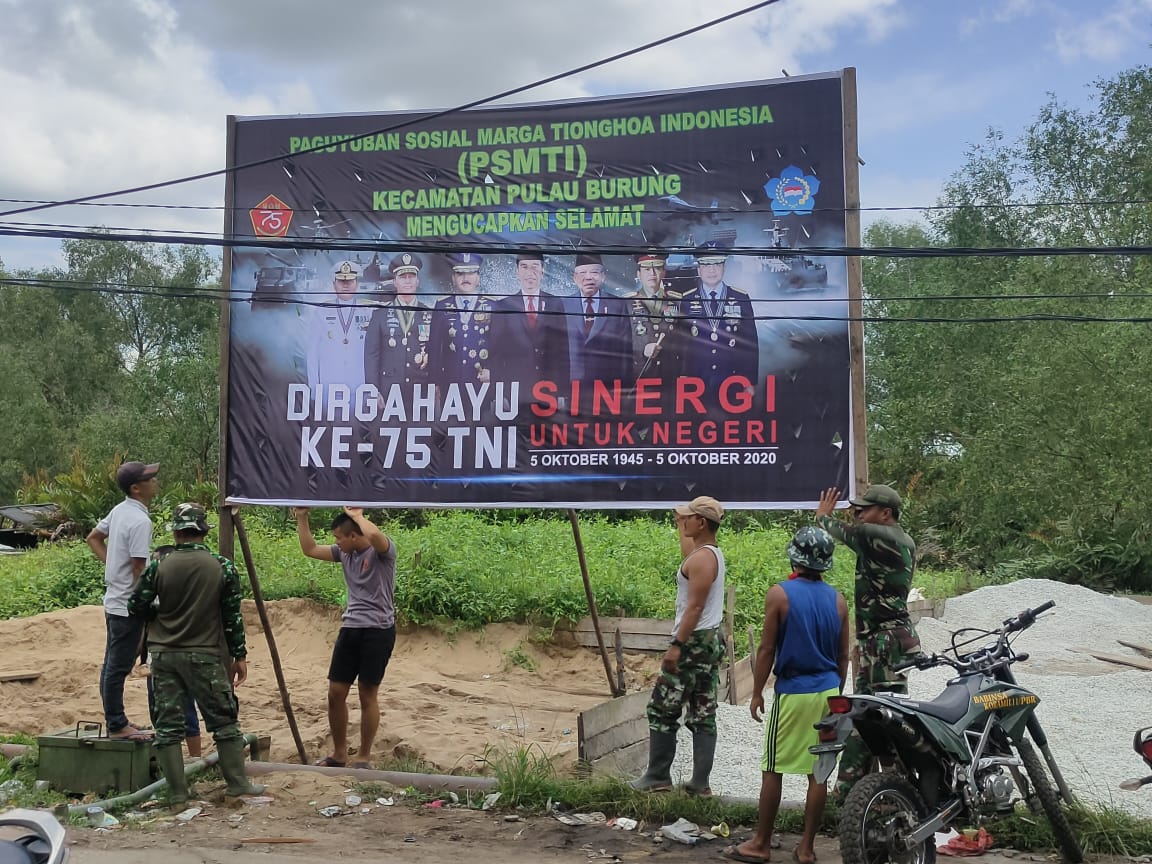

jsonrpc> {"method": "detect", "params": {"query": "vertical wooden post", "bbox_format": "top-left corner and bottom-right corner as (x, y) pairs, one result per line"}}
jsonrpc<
(233, 510), (309, 765)
(842, 67), (869, 492)
(217, 115), (238, 561)
(613, 626), (626, 694)
(567, 509), (622, 697)
(725, 584), (738, 705)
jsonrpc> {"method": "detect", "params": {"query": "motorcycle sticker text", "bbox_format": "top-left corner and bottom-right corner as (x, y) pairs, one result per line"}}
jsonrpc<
(972, 693), (1038, 711)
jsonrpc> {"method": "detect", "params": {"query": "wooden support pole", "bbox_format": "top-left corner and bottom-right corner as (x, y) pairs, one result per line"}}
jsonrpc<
(567, 508), (623, 697)
(613, 626), (626, 694)
(725, 584), (738, 705)
(233, 509), (309, 765)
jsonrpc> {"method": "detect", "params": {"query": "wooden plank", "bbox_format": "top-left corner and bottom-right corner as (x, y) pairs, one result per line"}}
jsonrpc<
(572, 631), (671, 652)
(582, 716), (649, 762)
(577, 690), (650, 742)
(0, 670), (40, 683)
(1117, 640), (1152, 659)
(572, 616), (674, 637)
(1075, 649), (1152, 671)
(589, 738), (649, 777)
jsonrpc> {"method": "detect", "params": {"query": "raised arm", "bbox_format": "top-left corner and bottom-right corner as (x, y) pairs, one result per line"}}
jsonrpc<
(294, 508), (335, 561)
(343, 507), (391, 555)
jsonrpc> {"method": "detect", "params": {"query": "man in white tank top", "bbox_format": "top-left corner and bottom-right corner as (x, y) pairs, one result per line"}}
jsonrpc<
(630, 496), (726, 795)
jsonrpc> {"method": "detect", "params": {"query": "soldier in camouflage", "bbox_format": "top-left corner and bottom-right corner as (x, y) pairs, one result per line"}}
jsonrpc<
(631, 496), (727, 796)
(815, 483), (920, 800)
(128, 503), (265, 805)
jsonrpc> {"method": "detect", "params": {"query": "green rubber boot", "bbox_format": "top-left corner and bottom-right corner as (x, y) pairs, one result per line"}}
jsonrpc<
(216, 737), (266, 797)
(628, 730), (677, 792)
(683, 731), (716, 796)
(153, 744), (190, 806)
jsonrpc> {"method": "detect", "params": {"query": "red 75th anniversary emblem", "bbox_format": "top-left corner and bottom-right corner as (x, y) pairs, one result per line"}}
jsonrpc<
(250, 194), (293, 237)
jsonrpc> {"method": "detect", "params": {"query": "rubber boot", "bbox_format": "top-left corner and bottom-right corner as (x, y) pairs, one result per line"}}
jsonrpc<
(153, 744), (190, 806)
(683, 731), (716, 796)
(628, 730), (678, 792)
(216, 737), (267, 797)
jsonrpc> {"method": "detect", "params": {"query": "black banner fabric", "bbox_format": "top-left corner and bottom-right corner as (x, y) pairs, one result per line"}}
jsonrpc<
(225, 72), (855, 508)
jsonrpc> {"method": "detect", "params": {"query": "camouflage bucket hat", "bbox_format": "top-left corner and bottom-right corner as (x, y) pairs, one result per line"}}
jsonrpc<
(171, 502), (212, 534)
(787, 525), (835, 572)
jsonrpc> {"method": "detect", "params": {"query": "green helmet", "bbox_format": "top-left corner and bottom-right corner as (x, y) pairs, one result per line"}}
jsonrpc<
(787, 526), (834, 572)
(171, 502), (211, 534)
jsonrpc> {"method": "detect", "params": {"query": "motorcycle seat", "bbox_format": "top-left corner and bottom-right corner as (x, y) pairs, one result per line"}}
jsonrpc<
(894, 685), (972, 724)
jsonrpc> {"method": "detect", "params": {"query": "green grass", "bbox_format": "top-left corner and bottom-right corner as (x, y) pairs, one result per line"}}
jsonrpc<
(0, 510), (977, 633)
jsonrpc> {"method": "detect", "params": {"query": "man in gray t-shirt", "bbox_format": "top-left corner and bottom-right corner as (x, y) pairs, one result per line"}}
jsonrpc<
(86, 460), (160, 739)
(295, 506), (396, 768)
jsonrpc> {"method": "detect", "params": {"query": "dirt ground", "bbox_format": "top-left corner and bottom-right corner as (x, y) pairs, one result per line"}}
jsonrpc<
(0, 600), (658, 770)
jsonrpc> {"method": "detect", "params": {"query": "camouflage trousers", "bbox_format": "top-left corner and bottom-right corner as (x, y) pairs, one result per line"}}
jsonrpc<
(835, 624), (921, 798)
(151, 651), (243, 748)
(646, 628), (725, 736)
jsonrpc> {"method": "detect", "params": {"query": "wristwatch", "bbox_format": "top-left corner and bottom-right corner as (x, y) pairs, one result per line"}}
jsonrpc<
(670, 638), (685, 648)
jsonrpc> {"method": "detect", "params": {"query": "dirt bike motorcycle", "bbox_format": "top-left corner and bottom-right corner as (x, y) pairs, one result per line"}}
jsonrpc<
(810, 600), (1083, 864)
(0, 809), (67, 864)
(1120, 726), (1152, 791)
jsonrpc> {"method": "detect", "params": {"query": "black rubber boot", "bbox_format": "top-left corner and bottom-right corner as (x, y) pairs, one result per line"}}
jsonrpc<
(153, 744), (190, 806)
(216, 737), (267, 797)
(683, 731), (716, 796)
(628, 730), (678, 792)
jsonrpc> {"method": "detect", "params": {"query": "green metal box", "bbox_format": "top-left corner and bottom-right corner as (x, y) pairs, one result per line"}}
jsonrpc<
(37, 724), (154, 795)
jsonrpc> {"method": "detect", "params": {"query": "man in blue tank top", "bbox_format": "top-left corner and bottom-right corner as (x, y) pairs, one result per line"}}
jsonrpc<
(723, 527), (849, 864)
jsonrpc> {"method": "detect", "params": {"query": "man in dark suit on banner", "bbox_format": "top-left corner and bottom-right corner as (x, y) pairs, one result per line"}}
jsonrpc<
(565, 253), (631, 405)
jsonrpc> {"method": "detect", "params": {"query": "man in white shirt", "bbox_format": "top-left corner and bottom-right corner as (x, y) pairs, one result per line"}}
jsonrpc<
(86, 461), (160, 740)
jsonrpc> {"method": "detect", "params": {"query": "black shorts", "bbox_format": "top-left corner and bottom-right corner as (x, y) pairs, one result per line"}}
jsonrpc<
(328, 626), (396, 687)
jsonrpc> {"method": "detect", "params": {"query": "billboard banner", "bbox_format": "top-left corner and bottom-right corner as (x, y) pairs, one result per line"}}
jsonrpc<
(225, 71), (855, 508)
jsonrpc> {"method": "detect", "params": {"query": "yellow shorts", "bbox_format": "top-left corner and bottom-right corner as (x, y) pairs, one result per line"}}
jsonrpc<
(761, 687), (839, 775)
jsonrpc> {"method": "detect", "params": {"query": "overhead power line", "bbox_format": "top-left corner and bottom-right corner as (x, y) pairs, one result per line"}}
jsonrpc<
(0, 0), (784, 221)
(2, 222), (1151, 259)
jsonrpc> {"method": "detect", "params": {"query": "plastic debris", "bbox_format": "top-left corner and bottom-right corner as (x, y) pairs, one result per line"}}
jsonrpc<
(554, 811), (607, 826)
(241, 796), (274, 806)
(938, 827), (994, 856)
(481, 792), (502, 810)
(318, 806), (342, 818)
(711, 821), (730, 838)
(174, 807), (201, 823)
(361, 807), (371, 814)
(448, 791), (459, 804)
(504, 814), (521, 823)
(424, 799), (444, 808)
(610, 817), (638, 831)
(32, 780), (50, 792)
(377, 797), (394, 806)
(345, 794), (362, 807)
(562, 729), (572, 735)
(660, 817), (714, 846)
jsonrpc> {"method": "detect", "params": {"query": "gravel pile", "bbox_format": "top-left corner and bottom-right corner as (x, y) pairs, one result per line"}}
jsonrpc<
(669, 578), (1152, 818)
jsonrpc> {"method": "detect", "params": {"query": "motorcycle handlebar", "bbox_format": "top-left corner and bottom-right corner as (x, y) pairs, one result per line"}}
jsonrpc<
(1005, 600), (1055, 633)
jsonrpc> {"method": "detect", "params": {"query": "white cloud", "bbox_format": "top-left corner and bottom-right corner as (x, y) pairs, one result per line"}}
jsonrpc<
(0, 0), (902, 258)
(1052, 0), (1152, 61)
(959, 0), (1037, 37)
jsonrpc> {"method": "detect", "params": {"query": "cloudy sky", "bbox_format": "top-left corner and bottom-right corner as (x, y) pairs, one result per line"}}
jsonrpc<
(1, 0), (1149, 271)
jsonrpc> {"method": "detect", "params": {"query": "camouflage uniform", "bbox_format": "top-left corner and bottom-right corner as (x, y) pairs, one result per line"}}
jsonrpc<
(128, 542), (248, 747)
(816, 512), (919, 797)
(646, 627), (725, 735)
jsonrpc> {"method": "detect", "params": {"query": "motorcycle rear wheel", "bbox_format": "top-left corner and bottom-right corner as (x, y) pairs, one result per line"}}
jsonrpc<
(1016, 739), (1083, 864)
(839, 772), (936, 864)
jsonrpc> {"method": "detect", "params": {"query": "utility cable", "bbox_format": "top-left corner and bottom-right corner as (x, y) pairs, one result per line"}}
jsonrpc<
(0, 0), (783, 221)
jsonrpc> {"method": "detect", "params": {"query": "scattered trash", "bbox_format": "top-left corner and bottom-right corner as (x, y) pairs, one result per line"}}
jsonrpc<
(609, 817), (638, 831)
(424, 799), (444, 808)
(938, 827), (994, 856)
(318, 806), (342, 818)
(227, 814), (245, 824)
(482, 674), (492, 679)
(174, 807), (201, 823)
(659, 817), (714, 846)
(360, 807), (371, 814)
(481, 792), (502, 811)
(554, 811), (607, 826)
(504, 814), (521, 823)
(404, 836), (417, 843)
(241, 796), (274, 806)
(86, 806), (106, 828)
(345, 794), (362, 807)
(562, 729), (572, 735)
(448, 791), (459, 804)
(377, 797), (394, 806)
(711, 821), (730, 838)
(32, 780), (50, 792)
(0, 779), (24, 799)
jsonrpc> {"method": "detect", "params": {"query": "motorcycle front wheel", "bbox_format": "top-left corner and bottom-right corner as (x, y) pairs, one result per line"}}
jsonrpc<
(1016, 739), (1084, 863)
(839, 772), (936, 864)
